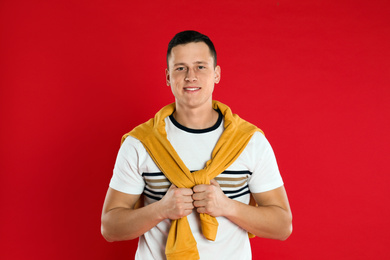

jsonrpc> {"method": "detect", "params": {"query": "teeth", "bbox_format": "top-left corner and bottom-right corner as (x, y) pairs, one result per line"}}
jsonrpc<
(186, 88), (199, 91)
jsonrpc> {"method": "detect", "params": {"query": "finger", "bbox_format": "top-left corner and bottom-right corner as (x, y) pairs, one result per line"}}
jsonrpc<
(210, 179), (220, 187)
(179, 187), (194, 196)
(193, 200), (206, 208)
(183, 209), (193, 216)
(196, 207), (207, 214)
(193, 184), (207, 193)
(182, 195), (194, 203)
(192, 192), (204, 201)
(184, 202), (195, 209)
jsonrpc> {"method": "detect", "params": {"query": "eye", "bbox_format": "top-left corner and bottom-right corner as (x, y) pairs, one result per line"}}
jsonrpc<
(175, 67), (186, 71)
(198, 66), (206, 70)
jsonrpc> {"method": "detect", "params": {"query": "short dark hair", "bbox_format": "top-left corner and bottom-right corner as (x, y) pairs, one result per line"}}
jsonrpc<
(167, 30), (217, 68)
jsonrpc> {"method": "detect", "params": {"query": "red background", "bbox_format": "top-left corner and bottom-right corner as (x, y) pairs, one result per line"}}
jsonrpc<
(1, 0), (389, 259)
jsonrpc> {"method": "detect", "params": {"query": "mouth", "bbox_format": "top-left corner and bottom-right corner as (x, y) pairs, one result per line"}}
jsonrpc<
(184, 87), (201, 92)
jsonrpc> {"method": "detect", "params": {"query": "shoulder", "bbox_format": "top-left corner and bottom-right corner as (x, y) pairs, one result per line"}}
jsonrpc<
(118, 135), (147, 159)
(240, 130), (278, 168)
(246, 131), (272, 151)
(121, 135), (143, 148)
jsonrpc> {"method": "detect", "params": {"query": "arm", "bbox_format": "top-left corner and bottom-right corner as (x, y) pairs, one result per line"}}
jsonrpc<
(101, 185), (194, 242)
(192, 180), (292, 240)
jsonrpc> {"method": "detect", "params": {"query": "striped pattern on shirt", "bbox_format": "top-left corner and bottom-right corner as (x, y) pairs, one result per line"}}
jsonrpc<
(143, 170), (252, 201)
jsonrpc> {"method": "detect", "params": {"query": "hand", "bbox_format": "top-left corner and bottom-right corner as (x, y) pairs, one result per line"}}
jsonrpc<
(159, 184), (194, 220)
(192, 179), (229, 217)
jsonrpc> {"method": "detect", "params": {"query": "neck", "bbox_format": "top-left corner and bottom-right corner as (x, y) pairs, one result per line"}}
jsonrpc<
(173, 103), (218, 130)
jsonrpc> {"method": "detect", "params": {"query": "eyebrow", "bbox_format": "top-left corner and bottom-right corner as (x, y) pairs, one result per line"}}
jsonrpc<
(173, 61), (209, 67)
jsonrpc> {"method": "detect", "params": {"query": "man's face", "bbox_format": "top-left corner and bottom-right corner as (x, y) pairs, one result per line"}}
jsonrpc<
(166, 42), (221, 111)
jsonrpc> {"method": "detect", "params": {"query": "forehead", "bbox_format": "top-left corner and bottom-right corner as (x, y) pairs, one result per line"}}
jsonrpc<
(168, 42), (214, 65)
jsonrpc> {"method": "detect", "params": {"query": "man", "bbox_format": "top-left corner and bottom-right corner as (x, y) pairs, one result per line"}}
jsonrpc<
(101, 30), (292, 260)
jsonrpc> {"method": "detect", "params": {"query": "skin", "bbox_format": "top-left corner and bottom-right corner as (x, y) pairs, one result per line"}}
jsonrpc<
(165, 42), (221, 129)
(101, 42), (292, 242)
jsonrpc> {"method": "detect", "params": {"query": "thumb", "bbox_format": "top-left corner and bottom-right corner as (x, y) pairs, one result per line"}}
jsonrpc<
(169, 183), (177, 190)
(210, 179), (220, 187)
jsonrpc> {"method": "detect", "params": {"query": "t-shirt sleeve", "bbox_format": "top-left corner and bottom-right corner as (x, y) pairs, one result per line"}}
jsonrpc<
(247, 131), (284, 193)
(109, 136), (145, 194)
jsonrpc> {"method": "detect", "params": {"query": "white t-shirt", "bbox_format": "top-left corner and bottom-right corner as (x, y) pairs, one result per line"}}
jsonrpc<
(110, 113), (283, 260)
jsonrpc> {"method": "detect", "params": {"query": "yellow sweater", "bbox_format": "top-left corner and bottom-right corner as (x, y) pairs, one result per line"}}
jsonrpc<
(121, 100), (262, 260)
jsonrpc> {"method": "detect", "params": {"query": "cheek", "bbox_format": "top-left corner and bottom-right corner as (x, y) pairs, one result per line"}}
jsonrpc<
(170, 81), (181, 96)
(170, 75), (184, 85)
(205, 77), (216, 88)
(172, 80), (182, 90)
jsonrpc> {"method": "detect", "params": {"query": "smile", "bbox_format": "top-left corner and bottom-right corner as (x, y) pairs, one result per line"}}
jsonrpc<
(184, 87), (201, 91)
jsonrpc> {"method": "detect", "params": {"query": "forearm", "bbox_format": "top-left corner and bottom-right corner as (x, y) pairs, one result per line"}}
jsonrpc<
(224, 199), (292, 240)
(101, 185), (194, 242)
(101, 201), (164, 242)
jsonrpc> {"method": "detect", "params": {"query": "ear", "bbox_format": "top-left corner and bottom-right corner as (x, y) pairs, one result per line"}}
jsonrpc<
(214, 65), (221, 84)
(165, 68), (170, 86)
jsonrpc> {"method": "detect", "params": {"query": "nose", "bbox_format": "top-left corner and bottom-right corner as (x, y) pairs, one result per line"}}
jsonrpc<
(185, 68), (197, 82)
